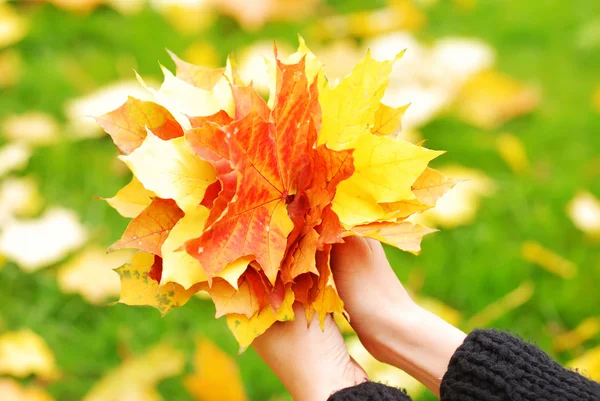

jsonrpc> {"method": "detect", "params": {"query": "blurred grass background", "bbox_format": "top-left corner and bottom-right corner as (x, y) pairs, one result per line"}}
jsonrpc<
(1, 0), (599, 400)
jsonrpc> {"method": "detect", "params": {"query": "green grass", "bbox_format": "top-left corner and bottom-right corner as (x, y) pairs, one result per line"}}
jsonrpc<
(1, 1), (599, 400)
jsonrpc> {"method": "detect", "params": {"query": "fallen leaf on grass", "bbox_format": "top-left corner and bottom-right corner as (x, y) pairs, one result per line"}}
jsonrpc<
(454, 69), (540, 129)
(567, 346), (600, 382)
(57, 247), (135, 304)
(83, 343), (184, 401)
(0, 208), (87, 272)
(184, 338), (248, 401)
(0, 176), (43, 226)
(0, 4), (28, 48)
(466, 280), (535, 330)
(0, 49), (22, 88)
(496, 132), (530, 175)
(2, 112), (60, 146)
(521, 241), (577, 279)
(0, 142), (31, 178)
(0, 378), (55, 401)
(554, 317), (600, 353)
(567, 191), (600, 238)
(0, 330), (59, 380)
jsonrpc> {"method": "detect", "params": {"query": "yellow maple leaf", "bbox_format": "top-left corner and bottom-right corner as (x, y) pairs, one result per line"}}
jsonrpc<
(83, 343), (184, 401)
(114, 252), (202, 316)
(227, 286), (295, 351)
(318, 50), (402, 150)
(104, 176), (155, 219)
(160, 205), (210, 288)
(0, 330), (59, 381)
(119, 131), (216, 213)
(333, 134), (442, 226)
(371, 102), (411, 137)
(350, 221), (437, 254)
(184, 338), (249, 401)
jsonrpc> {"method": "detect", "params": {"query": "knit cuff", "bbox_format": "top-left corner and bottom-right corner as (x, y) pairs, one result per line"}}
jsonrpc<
(440, 329), (600, 401)
(328, 381), (412, 401)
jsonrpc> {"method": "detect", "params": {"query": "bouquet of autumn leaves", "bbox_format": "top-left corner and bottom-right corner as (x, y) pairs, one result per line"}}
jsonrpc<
(98, 40), (454, 350)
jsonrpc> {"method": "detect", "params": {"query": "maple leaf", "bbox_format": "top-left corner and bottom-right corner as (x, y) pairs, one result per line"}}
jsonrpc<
(113, 252), (203, 316)
(109, 198), (183, 256)
(185, 56), (320, 285)
(103, 176), (154, 218)
(100, 41), (454, 349)
(95, 96), (183, 155)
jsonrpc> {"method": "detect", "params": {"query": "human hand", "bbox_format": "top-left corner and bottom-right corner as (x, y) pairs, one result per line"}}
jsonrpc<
(331, 237), (466, 396)
(253, 304), (368, 401)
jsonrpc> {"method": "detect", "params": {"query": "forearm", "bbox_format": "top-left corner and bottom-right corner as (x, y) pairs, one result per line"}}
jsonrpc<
(367, 304), (466, 396)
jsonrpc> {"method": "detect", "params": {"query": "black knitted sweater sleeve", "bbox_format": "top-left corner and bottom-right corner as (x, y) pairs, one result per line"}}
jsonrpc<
(327, 329), (600, 401)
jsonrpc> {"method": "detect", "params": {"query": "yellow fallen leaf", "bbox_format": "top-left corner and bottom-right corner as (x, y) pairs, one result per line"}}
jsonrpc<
(184, 41), (221, 69)
(554, 317), (600, 353)
(184, 338), (249, 401)
(466, 281), (535, 330)
(0, 378), (55, 401)
(346, 336), (425, 397)
(114, 252), (202, 316)
(0, 176), (43, 225)
(311, 0), (425, 40)
(0, 142), (31, 178)
(521, 241), (577, 279)
(119, 131), (216, 213)
(567, 346), (600, 382)
(0, 208), (88, 272)
(414, 165), (495, 228)
(0, 4), (28, 48)
(567, 191), (600, 238)
(227, 286), (295, 351)
(0, 49), (22, 88)
(57, 247), (135, 304)
(592, 85), (600, 113)
(83, 342), (184, 401)
(153, 2), (215, 36)
(2, 112), (60, 146)
(104, 176), (155, 219)
(496, 132), (530, 175)
(454, 69), (540, 129)
(0, 329), (59, 380)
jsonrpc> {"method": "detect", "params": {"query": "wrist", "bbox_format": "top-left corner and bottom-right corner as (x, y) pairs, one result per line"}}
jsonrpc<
(290, 358), (367, 401)
(368, 304), (466, 396)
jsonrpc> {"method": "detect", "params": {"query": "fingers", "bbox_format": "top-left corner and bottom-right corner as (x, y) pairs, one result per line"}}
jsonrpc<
(253, 305), (368, 401)
(331, 236), (389, 276)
